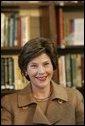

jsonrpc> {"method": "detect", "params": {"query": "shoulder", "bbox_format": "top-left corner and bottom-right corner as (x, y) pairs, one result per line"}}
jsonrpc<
(1, 91), (18, 108)
(60, 85), (84, 107)
(52, 80), (84, 104)
(65, 86), (84, 102)
(1, 84), (31, 108)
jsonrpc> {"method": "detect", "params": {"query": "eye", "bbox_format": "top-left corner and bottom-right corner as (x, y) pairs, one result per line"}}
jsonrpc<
(30, 64), (38, 68)
(44, 62), (50, 66)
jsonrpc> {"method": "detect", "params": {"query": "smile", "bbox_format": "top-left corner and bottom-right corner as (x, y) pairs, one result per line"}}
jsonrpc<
(36, 76), (47, 81)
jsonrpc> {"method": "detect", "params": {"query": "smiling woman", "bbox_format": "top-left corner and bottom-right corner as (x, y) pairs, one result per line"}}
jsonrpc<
(1, 37), (84, 125)
(18, 37), (57, 79)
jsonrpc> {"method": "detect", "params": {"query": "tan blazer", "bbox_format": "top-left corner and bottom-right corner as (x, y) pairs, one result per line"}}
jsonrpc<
(1, 81), (84, 125)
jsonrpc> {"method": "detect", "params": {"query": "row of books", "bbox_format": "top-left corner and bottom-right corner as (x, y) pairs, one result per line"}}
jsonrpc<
(56, 7), (84, 47)
(57, 54), (84, 88)
(63, 18), (84, 46)
(1, 56), (28, 90)
(1, 12), (84, 48)
(1, 11), (40, 48)
(1, 54), (84, 90)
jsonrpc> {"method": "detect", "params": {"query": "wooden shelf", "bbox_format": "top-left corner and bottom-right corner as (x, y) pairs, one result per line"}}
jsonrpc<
(1, 1), (50, 10)
(57, 46), (84, 55)
(1, 47), (21, 55)
(1, 45), (84, 55)
(55, 1), (84, 8)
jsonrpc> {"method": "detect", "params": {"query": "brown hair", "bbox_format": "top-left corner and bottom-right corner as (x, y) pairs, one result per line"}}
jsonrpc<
(18, 37), (58, 80)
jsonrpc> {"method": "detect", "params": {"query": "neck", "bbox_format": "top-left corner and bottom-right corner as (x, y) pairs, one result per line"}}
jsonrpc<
(32, 84), (51, 100)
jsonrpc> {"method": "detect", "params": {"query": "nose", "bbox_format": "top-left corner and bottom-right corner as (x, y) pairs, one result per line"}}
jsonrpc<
(38, 65), (45, 74)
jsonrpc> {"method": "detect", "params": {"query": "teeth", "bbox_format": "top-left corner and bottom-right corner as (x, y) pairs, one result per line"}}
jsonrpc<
(37, 76), (47, 80)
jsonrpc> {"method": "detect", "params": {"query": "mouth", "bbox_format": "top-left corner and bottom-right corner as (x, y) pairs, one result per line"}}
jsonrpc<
(36, 76), (47, 81)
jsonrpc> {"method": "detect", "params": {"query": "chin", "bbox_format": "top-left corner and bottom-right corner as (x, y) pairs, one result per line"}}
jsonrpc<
(36, 79), (51, 88)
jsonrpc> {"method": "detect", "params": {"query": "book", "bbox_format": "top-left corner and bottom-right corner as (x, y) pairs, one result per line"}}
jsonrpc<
(65, 54), (72, 87)
(58, 56), (66, 86)
(66, 18), (84, 46)
(2, 8), (41, 48)
(9, 14), (16, 47)
(81, 54), (84, 86)
(1, 56), (15, 89)
(13, 56), (28, 90)
(70, 54), (77, 87)
(1, 58), (5, 89)
(17, 16), (21, 47)
(21, 16), (30, 46)
(5, 15), (10, 47)
(4, 57), (9, 89)
(56, 7), (64, 47)
(1, 56), (28, 90)
(7, 57), (15, 89)
(71, 18), (84, 45)
(75, 54), (82, 87)
(1, 13), (5, 47)
(29, 16), (40, 39)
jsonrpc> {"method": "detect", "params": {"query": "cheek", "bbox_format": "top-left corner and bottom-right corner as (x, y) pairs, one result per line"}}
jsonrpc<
(46, 65), (53, 75)
(27, 69), (37, 78)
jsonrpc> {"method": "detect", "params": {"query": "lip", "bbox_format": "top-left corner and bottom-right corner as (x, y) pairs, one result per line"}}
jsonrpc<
(36, 76), (47, 81)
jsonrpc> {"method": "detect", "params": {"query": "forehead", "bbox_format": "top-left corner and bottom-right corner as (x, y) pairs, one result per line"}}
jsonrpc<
(29, 53), (51, 64)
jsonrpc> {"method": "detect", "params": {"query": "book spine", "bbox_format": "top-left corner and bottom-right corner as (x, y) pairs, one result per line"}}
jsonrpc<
(56, 7), (64, 47)
(17, 16), (21, 47)
(58, 56), (66, 86)
(8, 57), (15, 89)
(1, 58), (5, 89)
(1, 13), (5, 47)
(70, 55), (77, 87)
(65, 55), (72, 87)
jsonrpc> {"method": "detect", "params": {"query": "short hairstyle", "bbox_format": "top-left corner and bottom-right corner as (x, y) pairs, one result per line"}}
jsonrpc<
(18, 37), (58, 80)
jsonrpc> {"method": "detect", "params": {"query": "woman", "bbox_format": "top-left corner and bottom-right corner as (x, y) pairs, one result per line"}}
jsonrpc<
(1, 37), (84, 125)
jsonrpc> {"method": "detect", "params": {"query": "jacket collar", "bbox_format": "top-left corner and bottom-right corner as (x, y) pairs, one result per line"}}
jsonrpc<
(17, 80), (68, 107)
(17, 81), (69, 125)
(18, 83), (36, 107)
(51, 80), (68, 101)
(33, 100), (63, 125)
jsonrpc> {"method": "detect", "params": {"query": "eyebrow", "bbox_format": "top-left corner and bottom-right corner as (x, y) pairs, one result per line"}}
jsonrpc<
(30, 60), (50, 64)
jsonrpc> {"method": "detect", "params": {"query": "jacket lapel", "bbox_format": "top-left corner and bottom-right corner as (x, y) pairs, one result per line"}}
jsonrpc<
(17, 81), (69, 125)
(33, 105), (50, 125)
(33, 99), (64, 125)
(46, 100), (63, 125)
(33, 81), (68, 125)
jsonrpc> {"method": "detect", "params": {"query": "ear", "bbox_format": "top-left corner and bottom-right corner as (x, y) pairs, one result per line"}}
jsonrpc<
(25, 71), (28, 76)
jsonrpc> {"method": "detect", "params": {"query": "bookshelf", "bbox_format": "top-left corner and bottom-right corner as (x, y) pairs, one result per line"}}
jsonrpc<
(1, 1), (84, 96)
(52, 1), (84, 94)
(1, 1), (51, 96)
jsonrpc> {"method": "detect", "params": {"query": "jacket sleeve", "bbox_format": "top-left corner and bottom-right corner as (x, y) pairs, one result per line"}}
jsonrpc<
(75, 89), (84, 125)
(1, 95), (13, 125)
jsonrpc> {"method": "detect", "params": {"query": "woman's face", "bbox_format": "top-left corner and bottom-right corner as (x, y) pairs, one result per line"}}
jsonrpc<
(26, 53), (53, 89)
